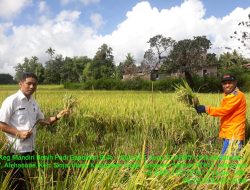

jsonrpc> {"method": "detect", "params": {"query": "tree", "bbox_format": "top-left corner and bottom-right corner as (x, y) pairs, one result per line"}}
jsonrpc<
(83, 62), (93, 81)
(218, 50), (246, 69)
(87, 44), (115, 80)
(206, 53), (218, 66)
(141, 49), (157, 73)
(46, 47), (56, 60)
(163, 36), (212, 87)
(114, 62), (123, 80)
(121, 53), (137, 75)
(218, 50), (248, 81)
(44, 55), (64, 84)
(61, 56), (90, 82)
(146, 34), (175, 70)
(14, 56), (45, 83)
(0, 74), (15, 84)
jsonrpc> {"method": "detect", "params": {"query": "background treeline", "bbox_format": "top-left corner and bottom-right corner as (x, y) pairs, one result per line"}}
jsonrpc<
(64, 74), (250, 93)
(1, 35), (250, 92)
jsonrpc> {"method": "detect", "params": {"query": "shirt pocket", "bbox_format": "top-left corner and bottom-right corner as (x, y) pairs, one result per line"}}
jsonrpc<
(15, 110), (27, 125)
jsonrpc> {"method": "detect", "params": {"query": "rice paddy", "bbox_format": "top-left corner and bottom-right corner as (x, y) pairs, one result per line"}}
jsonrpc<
(0, 85), (249, 189)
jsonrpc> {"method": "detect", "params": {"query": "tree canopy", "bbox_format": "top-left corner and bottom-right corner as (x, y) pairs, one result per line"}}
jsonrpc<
(84, 44), (115, 80)
(143, 34), (175, 72)
(14, 56), (44, 83)
(163, 36), (212, 87)
(0, 74), (15, 84)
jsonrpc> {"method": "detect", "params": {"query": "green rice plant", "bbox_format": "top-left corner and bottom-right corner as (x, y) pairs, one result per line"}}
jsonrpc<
(174, 80), (200, 108)
(1, 85), (250, 189)
(0, 171), (12, 190)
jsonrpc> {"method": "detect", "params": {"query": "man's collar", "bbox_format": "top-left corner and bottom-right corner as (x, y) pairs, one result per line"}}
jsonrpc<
(224, 87), (238, 96)
(17, 90), (32, 101)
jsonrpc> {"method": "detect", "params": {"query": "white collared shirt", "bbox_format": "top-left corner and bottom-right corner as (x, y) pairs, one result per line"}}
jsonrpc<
(0, 90), (44, 153)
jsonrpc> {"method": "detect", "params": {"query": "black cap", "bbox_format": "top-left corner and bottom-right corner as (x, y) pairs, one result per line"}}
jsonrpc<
(221, 74), (236, 82)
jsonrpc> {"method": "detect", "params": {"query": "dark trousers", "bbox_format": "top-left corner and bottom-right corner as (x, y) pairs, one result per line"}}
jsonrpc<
(6, 151), (36, 190)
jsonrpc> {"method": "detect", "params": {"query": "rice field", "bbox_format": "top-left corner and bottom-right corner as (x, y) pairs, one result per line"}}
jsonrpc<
(0, 85), (250, 189)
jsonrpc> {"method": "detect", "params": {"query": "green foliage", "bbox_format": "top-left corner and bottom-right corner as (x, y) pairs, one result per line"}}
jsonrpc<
(85, 44), (116, 80)
(121, 53), (137, 75)
(44, 55), (64, 84)
(190, 75), (221, 93)
(218, 50), (247, 68)
(64, 72), (250, 92)
(61, 56), (90, 83)
(14, 56), (45, 83)
(85, 79), (121, 90)
(0, 74), (15, 84)
(64, 78), (188, 91)
(152, 78), (183, 91)
(163, 36), (213, 87)
(142, 35), (175, 73)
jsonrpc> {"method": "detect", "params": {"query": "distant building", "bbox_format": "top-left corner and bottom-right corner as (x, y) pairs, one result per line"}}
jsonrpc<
(196, 65), (218, 77)
(122, 64), (218, 81)
(122, 72), (151, 80)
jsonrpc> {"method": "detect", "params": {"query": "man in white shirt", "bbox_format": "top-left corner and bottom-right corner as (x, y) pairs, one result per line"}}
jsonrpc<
(0, 72), (69, 189)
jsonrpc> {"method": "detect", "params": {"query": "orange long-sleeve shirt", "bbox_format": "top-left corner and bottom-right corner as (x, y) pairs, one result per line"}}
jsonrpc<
(206, 88), (246, 140)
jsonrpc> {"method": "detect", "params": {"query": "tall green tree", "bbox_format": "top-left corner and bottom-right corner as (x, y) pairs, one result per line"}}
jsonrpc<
(114, 62), (123, 80)
(163, 36), (212, 87)
(87, 44), (115, 80)
(14, 56), (45, 83)
(61, 56), (91, 82)
(44, 55), (64, 84)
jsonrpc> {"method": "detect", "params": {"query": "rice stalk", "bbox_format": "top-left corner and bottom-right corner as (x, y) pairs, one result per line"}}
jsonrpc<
(174, 80), (200, 108)
(63, 94), (78, 111)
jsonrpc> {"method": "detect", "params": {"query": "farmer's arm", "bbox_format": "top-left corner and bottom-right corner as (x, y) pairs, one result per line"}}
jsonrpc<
(207, 93), (243, 116)
(39, 109), (69, 125)
(0, 121), (32, 139)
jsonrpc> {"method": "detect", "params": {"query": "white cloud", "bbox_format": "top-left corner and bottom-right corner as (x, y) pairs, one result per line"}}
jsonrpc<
(39, 1), (49, 14)
(0, 0), (32, 19)
(90, 13), (104, 29)
(0, 10), (96, 74)
(56, 10), (81, 22)
(0, 0), (250, 75)
(79, 0), (100, 6)
(60, 0), (100, 6)
(60, 0), (72, 6)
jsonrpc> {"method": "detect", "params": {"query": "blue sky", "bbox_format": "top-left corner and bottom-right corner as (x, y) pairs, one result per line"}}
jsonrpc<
(3, 0), (250, 35)
(0, 0), (249, 74)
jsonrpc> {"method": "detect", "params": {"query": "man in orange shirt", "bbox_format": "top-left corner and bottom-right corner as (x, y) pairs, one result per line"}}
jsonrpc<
(196, 74), (246, 154)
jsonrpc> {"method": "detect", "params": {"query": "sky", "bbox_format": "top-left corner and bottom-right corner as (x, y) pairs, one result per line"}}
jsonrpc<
(0, 0), (250, 75)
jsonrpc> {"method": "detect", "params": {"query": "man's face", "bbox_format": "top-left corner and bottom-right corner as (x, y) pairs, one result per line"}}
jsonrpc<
(19, 77), (38, 98)
(221, 80), (237, 95)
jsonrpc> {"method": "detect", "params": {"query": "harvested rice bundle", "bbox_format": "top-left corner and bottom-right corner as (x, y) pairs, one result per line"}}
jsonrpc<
(63, 94), (78, 111)
(174, 80), (199, 108)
